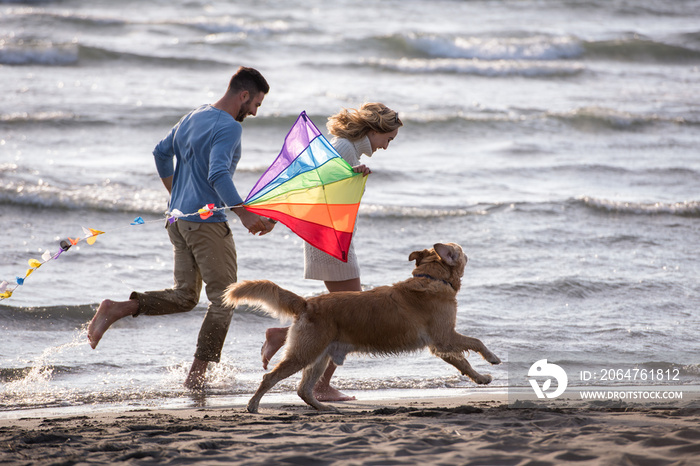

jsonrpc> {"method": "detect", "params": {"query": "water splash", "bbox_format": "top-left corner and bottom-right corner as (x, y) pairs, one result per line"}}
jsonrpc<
(166, 357), (243, 390)
(1, 328), (88, 408)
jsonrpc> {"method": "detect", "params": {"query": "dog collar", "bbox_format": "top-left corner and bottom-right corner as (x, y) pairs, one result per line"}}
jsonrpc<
(413, 274), (455, 290)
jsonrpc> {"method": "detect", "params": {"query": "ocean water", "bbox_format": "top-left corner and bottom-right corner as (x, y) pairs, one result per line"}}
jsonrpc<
(1, 0), (699, 417)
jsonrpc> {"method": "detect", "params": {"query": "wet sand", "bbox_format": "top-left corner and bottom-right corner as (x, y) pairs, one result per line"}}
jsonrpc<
(2, 394), (699, 465)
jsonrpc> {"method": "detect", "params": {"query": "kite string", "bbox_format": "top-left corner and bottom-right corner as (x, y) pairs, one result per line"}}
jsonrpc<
(0, 203), (228, 301)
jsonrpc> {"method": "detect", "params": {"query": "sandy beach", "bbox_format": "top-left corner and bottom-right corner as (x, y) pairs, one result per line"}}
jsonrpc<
(2, 394), (698, 465)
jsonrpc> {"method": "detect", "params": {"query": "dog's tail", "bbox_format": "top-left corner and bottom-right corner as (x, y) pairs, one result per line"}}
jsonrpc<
(223, 280), (306, 320)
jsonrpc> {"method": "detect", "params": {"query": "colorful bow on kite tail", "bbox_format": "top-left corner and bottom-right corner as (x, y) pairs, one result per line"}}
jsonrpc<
(243, 111), (368, 262)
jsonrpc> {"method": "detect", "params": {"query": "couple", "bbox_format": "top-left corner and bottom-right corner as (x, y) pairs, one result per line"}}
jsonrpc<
(86, 66), (403, 401)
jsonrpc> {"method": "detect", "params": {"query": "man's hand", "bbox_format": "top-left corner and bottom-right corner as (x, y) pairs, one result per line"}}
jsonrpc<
(231, 206), (274, 236)
(258, 218), (276, 236)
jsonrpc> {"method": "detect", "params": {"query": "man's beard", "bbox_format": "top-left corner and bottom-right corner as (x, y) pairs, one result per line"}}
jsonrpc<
(235, 98), (251, 122)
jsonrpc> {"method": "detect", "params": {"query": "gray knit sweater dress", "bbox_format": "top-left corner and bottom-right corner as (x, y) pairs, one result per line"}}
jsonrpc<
(303, 135), (372, 281)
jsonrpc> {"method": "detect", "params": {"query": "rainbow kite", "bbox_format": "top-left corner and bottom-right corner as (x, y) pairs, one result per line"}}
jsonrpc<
(243, 111), (368, 262)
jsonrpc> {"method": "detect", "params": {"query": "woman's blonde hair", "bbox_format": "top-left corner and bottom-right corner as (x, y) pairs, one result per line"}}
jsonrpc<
(326, 102), (402, 141)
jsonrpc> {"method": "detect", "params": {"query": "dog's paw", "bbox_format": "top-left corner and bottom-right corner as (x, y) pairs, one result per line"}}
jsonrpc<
(474, 374), (493, 385)
(484, 351), (501, 365)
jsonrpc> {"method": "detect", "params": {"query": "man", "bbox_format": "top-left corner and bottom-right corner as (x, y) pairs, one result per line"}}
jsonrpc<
(87, 66), (275, 389)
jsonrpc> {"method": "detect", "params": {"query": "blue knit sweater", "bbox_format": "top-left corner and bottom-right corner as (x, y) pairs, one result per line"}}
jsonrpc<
(153, 105), (244, 223)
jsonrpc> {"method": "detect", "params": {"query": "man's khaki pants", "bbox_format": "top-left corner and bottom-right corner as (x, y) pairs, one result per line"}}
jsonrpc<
(130, 219), (237, 363)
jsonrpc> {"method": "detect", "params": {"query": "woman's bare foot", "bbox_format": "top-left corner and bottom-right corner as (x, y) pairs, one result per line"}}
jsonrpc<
(261, 327), (288, 370)
(87, 299), (138, 349)
(313, 361), (356, 401)
(313, 384), (356, 402)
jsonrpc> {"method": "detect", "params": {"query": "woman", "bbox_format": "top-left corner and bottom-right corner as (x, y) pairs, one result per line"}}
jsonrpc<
(263, 102), (403, 401)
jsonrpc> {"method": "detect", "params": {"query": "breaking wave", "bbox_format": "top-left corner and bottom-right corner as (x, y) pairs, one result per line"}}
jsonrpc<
(580, 197), (700, 217)
(360, 57), (584, 78)
(376, 32), (700, 64)
(0, 41), (229, 67)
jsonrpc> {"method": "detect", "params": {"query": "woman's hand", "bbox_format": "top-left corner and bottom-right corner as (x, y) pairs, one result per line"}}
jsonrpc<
(353, 164), (372, 176)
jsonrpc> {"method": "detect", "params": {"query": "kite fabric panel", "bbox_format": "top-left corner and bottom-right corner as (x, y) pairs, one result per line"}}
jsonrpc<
(244, 111), (368, 262)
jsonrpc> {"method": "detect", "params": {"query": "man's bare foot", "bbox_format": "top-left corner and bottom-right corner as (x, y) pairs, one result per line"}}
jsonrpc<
(184, 358), (208, 390)
(87, 299), (138, 349)
(313, 384), (356, 402)
(261, 327), (288, 370)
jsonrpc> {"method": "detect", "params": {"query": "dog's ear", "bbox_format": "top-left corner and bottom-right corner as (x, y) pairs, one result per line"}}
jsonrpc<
(409, 249), (430, 265)
(434, 243), (462, 267)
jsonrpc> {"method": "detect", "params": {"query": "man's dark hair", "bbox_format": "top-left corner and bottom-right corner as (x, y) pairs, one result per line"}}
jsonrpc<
(228, 66), (270, 96)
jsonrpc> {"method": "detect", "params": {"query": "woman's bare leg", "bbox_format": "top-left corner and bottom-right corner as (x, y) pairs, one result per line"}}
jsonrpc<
(313, 360), (356, 401)
(323, 278), (361, 293)
(261, 327), (289, 370)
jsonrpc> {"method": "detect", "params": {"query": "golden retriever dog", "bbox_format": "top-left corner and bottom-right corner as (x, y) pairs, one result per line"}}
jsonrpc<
(223, 242), (501, 413)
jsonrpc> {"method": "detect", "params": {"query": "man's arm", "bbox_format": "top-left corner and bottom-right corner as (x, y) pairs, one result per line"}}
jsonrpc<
(161, 175), (173, 194)
(208, 123), (277, 235)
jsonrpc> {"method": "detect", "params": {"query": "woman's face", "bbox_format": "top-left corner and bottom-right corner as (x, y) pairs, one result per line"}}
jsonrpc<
(368, 128), (399, 153)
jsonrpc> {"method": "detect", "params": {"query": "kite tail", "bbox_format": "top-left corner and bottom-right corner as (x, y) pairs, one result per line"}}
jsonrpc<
(223, 280), (306, 321)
